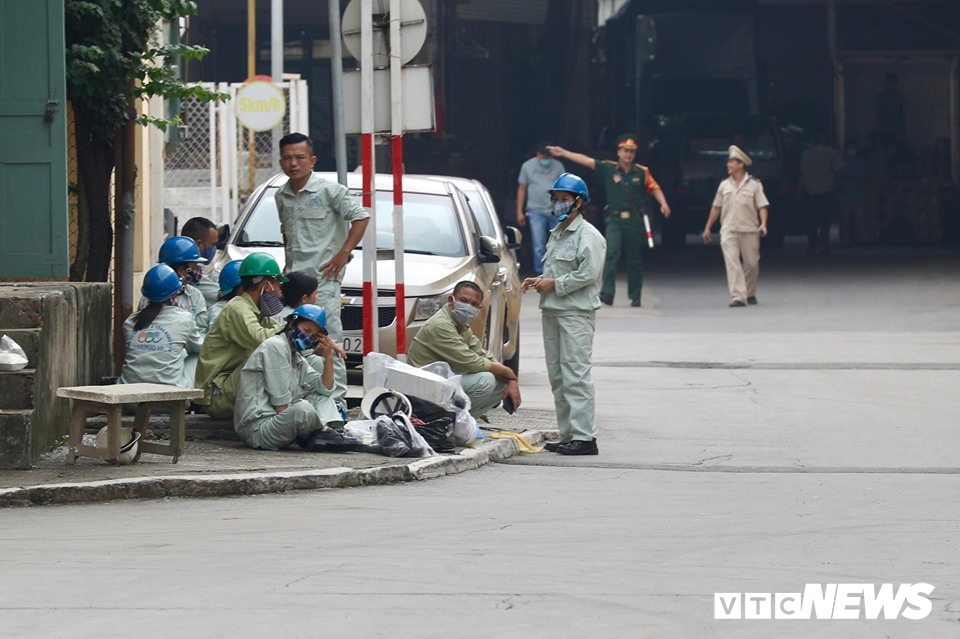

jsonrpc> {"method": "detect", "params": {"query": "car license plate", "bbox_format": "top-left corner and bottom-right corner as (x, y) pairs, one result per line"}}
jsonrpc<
(342, 336), (364, 354)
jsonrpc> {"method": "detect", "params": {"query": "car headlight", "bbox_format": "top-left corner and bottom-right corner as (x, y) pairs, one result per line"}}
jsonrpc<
(413, 294), (446, 321)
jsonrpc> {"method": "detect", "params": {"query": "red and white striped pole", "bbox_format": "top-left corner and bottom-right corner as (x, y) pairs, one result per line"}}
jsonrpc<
(360, 0), (379, 354)
(643, 213), (654, 248)
(390, 0), (406, 361)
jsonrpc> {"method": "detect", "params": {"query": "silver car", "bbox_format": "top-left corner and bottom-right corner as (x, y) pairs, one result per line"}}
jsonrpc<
(212, 172), (523, 373)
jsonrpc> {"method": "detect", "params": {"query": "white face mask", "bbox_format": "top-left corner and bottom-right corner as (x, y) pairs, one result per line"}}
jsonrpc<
(450, 299), (480, 325)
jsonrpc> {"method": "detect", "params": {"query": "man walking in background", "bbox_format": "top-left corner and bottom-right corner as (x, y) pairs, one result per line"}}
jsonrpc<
(516, 142), (565, 275)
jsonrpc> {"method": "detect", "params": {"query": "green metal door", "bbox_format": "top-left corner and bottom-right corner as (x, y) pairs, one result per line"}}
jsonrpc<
(0, 0), (68, 278)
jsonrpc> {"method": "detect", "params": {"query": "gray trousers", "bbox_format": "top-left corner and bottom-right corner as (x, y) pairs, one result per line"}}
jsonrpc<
(542, 311), (597, 442)
(237, 395), (341, 451)
(316, 278), (347, 406)
(460, 371), (506, 418)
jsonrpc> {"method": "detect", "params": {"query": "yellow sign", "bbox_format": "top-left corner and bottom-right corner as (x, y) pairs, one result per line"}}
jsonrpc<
(234, 80), (286, 132)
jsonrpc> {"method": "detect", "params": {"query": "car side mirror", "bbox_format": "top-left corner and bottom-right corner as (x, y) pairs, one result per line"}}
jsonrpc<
(216, 223), (231, 250)
(478, 235), (502, 263)
(503, 226), (523, 249)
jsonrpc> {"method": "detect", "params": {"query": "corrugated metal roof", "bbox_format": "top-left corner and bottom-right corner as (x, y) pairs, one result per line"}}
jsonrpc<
(456, 0), (551, 25)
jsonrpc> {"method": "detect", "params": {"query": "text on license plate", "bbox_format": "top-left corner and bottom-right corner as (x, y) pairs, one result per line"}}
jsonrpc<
(342, 336), (364, 354)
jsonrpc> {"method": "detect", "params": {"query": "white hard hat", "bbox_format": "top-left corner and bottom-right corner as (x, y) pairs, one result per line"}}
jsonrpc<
(95, 426), (141, 465)
(360, 387), (413, 420)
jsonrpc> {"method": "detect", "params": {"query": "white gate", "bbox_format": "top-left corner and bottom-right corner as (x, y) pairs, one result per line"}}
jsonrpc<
(163, 80), (309, 227)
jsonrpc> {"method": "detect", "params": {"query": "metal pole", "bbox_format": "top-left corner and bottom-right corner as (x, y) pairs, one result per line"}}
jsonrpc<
(271, 0), (284, 154)
(113, 99), (137, 374)
(390, 0), (406, 361)
(247, 0), (257, 197)
(360, 0), (379, 355)
(329, 0), (348, 185)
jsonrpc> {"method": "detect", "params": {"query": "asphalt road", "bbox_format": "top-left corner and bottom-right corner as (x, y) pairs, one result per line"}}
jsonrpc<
(2, 242), (958, 638)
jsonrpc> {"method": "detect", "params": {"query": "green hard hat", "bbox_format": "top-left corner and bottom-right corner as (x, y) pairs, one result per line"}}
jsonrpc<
(239, 252), (288, 282)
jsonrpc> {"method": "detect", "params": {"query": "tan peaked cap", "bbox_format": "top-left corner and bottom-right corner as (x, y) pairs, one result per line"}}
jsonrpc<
(728, 145), (752, 166)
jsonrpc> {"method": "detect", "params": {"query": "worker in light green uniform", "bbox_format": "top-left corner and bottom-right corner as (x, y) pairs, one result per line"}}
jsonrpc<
(205, 259), (243, 332)
(522, 173), (606, 456)
(234, 304), (343, 451)
(408, 281), (521, 418)
(194, 253), (286, 418)
(120, 264), (203, 388)
(274, 132), (370, 408)
(139, 236), (211, 336)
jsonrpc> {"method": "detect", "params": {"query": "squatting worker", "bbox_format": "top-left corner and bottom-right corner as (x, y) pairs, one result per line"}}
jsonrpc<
(194, 253), (286, 418)
(407, 281), (522, 418)
(701, 145), (769, 308)
(274, 132), (370, 410)
(547, 134), (670, 308)
(521, 173), (606, 456)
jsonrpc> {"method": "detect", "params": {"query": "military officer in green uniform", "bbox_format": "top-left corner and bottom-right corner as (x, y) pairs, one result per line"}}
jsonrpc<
(522, 173), (606, 456)
(547, 134), (671, 307)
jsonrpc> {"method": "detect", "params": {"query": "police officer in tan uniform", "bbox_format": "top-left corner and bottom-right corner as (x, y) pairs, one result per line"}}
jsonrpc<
(702, 146), (769, 307)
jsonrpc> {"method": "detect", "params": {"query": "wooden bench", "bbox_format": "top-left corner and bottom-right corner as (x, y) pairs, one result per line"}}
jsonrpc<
(58, 383), (204, 465)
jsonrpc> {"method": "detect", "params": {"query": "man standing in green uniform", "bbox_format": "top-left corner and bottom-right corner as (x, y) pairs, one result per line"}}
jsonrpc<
(194, 253), (286, 418)
(548, 134), (671, 307)
(407, 281), (521, 418)
(275, 132), (370, 408)
(522, 173), (606, 455)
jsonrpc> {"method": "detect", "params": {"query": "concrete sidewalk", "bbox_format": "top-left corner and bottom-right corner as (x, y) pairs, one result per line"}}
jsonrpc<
(0, 409), (557, 508)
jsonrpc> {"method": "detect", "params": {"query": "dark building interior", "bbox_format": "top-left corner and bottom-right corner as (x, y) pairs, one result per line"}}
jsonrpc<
(182, 0), (960, 249)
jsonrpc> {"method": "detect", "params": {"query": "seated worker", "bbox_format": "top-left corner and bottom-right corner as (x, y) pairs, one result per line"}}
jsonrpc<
(407, 281), (521, 418)
(180, 216), (221, 307)
(278, 270), (319, 319)
(206, 259), (243, 331)
(140, 236), (210, 336)
(234, 304), (353, 451)
(120, 264), (203, 388)
(194, 253), (286, 418)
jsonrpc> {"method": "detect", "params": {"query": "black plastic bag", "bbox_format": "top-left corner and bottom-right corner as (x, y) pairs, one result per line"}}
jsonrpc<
(374, 414), (434, 458)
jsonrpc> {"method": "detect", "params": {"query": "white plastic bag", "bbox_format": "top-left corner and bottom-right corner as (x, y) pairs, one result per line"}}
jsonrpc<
(419, 361), (482, 446)
(363, 352), (462, 408)
(452, 411), (483, 447)
(343, 419), (379, 446)
(0, 335), (28, 371)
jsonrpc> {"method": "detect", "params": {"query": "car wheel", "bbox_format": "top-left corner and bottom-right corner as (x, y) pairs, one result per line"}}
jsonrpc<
(503, 329), (519, 376)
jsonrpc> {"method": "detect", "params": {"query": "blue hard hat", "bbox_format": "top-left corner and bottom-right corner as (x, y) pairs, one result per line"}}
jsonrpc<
(158, 236), (207, 265)
(285, 304), (327, 333)
(218, 259), (244, 294)
(549, 172), (590, 204)
(141, 264), (184, 302)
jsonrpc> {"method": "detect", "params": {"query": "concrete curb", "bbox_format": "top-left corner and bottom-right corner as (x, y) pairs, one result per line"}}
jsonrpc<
(0, 430), (547, 508)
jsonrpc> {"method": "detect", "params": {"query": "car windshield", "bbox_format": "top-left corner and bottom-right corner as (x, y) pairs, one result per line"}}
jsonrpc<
(684, 118), (780, 161)
(235, 186), (467, 257)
